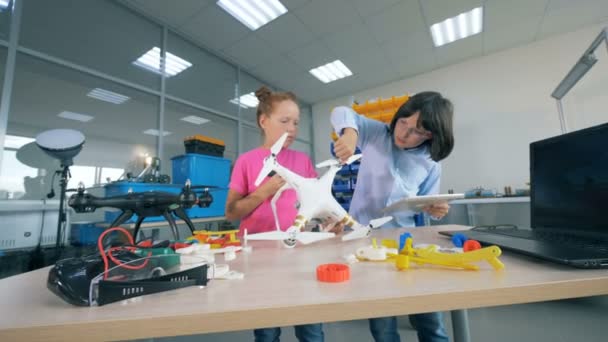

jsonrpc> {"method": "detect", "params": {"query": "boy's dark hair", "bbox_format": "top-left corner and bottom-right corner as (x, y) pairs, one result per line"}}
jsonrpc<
(389, 91), (454, 161)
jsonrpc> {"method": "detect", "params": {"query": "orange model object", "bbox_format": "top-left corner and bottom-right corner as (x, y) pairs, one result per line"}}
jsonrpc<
(316, 263), (350, 282)
(189, 229), (241, 248)
(331, 94), (410, 141)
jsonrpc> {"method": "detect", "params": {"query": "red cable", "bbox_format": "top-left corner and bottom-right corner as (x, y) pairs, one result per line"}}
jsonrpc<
(97, 227), (151, 279)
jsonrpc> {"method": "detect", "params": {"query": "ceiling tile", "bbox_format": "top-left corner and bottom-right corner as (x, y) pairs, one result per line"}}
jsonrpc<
(421, 0), (484, 24)
(483, 16), (540, 55)
(222, 35), (281, 69)
(435, 34), (483, 67)
(365, 1), (427, 45)
(287, 40), (336, 70)
(381, 31), (437, 78)
(294, 0), (362, 37)
(255, 13), (316, 54)
(322, 22), (380, 57)
(391, 51), (437, 80)
(249, 56), (304, 87)
(484, 0), (548, 29)
(126, 0), (214, 25)
(179, 5), (250, 51)
(351, 0), (403, 18)
(281, 0), (312, 11)
(539, 0), (608, 38)
(381, 30), (435, 57)
(338, 48), (393, 77)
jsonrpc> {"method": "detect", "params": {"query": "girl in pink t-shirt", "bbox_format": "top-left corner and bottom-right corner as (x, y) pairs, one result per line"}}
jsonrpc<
(225, 86), (317, 235)
(225, 86), (325, 342)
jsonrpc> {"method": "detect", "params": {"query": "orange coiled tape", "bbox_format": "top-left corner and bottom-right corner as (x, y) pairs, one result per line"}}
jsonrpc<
(316, 263), (350, 283)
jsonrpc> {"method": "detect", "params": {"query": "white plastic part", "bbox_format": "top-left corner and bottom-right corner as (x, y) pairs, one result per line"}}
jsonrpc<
(356, 245), (389, 261)
(224, 250), (237, 261)
(343, 254), (359, 264)
(176, 245), (195, 254)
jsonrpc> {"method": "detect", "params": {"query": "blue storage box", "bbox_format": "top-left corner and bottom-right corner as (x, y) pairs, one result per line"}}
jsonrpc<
(332, 179), (351, 193)
(171, 154), (231, 188)
(337, 165), (350, 176)
(70, 221), (105, 246)
(103, 182), (228, 224)
(185, 188), (228, 218)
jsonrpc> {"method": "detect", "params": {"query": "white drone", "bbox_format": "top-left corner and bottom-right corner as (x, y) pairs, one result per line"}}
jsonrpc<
(244, 132), (392, 248)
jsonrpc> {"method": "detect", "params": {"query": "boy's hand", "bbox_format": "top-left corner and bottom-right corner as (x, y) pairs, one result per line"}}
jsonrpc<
(255, 174), (286, 199)
(334, 128), (358, 163)
(422, 202), (449, 219)
(321, 220), (345, 234)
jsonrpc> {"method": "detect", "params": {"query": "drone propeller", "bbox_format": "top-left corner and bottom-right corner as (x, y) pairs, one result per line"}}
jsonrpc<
(244, 231), (289, 241)
(296, 232), (335, 244)
(271, 132), (288, 156)
(254, 132), (289, 186)
(368, 216), (393, 229)
(244, 226), (335, 246)
(341, 216), (393, 241)
(315, 154), (362, 168)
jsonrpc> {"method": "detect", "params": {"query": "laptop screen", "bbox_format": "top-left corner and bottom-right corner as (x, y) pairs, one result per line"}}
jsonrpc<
(530, 123), (608, 235)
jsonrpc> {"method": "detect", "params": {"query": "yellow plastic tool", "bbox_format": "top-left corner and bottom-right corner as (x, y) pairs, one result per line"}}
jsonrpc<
(396, 238), (504, 271)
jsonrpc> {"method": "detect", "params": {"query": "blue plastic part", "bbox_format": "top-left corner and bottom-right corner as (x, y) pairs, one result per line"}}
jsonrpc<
(413, 213), (425, 227)
(452, 233), (468, 248)
(171, 154), (231, 188)
(332, 179), (351, 192)
(337, 165), (351, 176)
(70, 222), (105, 246)
(399, 232), (412, 251)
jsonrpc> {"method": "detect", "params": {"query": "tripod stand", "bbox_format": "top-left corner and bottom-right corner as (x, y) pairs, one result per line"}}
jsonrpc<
(54, 165), (71, 250)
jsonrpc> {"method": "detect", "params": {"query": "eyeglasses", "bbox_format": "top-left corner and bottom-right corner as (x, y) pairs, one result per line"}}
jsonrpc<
(396, 119), (431, 138)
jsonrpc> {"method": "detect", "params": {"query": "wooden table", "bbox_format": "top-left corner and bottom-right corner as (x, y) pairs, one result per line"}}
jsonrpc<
(1, 225), (607, 341)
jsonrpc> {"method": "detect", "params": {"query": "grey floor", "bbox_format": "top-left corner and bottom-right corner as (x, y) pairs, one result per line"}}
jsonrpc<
(135, 295), (608, 342)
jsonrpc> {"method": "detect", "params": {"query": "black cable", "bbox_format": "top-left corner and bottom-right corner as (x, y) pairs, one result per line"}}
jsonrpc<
(47, 170), (58, 199)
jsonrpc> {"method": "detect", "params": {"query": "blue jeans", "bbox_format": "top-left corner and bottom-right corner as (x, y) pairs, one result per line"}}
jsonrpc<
(254, 323), (324, 342)
(369, 313), (449, 342)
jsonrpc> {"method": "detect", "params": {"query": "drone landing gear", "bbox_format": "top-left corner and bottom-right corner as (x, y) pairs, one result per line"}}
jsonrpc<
(109, 208), (197, 242)
(283, 238), (297, 248)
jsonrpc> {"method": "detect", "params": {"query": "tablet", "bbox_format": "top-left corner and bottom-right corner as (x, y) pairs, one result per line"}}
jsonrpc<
(382, 193), (465, 212)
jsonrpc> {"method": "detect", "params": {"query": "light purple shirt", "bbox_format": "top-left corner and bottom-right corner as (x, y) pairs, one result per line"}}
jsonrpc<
(331, 106), (441, 228)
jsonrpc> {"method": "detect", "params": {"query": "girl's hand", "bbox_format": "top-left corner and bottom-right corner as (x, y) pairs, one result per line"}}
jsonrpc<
(334, 128), (358, 163)
(422, 202), (449, 219)
(255, 174), (286, 199)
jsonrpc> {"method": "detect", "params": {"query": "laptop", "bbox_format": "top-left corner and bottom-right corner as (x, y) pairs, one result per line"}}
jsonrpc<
(440, 123), (608, 269)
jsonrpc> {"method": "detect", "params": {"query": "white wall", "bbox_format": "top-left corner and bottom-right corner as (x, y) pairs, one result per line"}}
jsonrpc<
(313, 22), (608, 194)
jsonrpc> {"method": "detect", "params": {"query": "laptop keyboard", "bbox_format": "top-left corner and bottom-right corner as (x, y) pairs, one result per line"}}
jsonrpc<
(471, 226), (608, 252)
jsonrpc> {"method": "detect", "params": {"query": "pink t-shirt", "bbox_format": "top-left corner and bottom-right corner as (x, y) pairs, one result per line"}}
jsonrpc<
(229, 147), (317, 234)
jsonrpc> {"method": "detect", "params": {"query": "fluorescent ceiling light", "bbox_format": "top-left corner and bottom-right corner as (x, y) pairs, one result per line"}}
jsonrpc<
(132, 47), (192, 77)
(180, 115), (210, 125)
(230, 92), (259, 108)
(430, 7), (483, 47)
(0, 1), (10, 10)
(143, 129), (172, 137)
(217, 0), (288, 30)
(4, 135), (34, 149)
(309, 60), (353, 84)
(58, 111), (94, 122)
(87, 88), (130, 104)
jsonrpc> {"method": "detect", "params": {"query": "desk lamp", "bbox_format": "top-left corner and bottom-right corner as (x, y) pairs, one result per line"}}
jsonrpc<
(35, 129), (85, 251)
